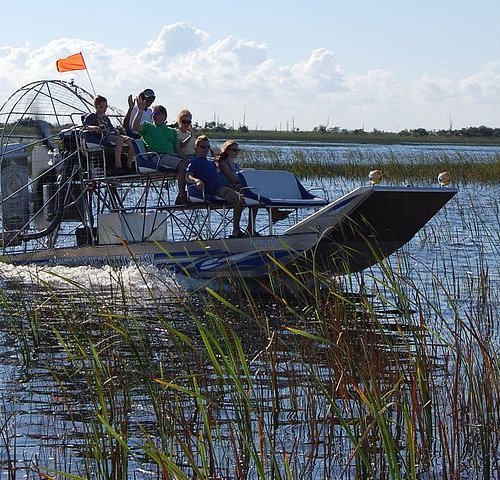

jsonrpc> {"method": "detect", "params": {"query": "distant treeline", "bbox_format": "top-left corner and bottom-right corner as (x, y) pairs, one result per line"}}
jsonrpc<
(199, 127), (500, 146)
(9, 117), (500, 138)
(199, 121), (500, 143)
(396, 125), (500, 138)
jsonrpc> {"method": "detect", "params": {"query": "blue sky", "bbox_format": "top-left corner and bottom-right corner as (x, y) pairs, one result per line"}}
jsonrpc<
(1, 0), (499, 131)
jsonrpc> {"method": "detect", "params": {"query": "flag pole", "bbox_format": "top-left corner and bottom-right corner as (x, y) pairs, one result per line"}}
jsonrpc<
(80, 52), (96, 96)
(85, 69), (97, 96)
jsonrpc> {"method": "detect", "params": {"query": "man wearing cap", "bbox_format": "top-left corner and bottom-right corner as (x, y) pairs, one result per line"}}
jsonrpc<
(123, 89), (155, 138)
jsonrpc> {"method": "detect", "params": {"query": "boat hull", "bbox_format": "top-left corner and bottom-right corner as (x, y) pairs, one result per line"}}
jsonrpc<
(310, 186), (458, 273)
(0, 185), (457, 278)
(0, 232), (320, 279)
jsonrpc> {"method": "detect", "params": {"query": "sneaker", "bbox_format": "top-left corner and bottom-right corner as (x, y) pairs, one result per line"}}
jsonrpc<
(229, 230), (249, 239)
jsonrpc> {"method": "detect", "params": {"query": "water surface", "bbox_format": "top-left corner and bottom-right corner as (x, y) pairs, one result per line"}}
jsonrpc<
(0, 143), (498, 478)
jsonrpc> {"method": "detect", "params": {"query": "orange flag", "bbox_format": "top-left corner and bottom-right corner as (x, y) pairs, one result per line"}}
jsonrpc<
(56, 52), (87, 72)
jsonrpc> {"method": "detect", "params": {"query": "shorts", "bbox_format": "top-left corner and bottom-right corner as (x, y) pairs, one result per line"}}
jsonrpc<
(158, 154), (183, 170)
(101, 133), (119, 147)
(84, 132), (119, 147)
(215, 185), (244, 206)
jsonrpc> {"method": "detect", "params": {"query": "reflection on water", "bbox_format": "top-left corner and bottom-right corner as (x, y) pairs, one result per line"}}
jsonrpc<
(0, 273), (439, 478)
(0, 176), (498, 478)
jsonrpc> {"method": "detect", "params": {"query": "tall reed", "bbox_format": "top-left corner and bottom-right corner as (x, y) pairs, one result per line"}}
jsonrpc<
(238, 148), (500, 184)
(0, 183), (498, 479)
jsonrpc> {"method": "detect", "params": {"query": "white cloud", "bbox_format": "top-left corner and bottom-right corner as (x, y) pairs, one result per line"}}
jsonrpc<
(140, 22), (208, 61)
(0, 24), (499, 131)
(204, 36), (268, 68)
(414, 62), (500, 105)
(288, 48), (345, 93)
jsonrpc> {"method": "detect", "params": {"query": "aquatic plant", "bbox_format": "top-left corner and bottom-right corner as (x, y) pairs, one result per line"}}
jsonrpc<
(238, 148), (500, 185)
(0, 182), (498, 479)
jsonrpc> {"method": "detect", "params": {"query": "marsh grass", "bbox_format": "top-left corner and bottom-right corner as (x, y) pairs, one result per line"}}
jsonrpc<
(0, 237), (498, 479)
(238, 148), (500, 184)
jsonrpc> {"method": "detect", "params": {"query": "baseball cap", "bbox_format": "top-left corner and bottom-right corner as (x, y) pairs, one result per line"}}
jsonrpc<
(142, 88), (155, 98)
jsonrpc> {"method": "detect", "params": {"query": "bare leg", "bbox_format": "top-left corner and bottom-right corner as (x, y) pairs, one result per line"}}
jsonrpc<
(114, 136), (124, 168)
(232, 202), (243, 236)
(175, 159), (188, 204)
(125, 138), (134, 168)
(177, 159), (187, 194)
(217, 186), (244, 236)
(245, 207), (258, 235)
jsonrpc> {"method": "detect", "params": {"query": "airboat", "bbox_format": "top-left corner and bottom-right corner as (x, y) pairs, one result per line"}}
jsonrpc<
(0, 80), (457, 279)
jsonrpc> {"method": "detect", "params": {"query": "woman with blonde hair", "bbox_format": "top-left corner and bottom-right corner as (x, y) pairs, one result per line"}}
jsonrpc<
(175, 109), (197, 160)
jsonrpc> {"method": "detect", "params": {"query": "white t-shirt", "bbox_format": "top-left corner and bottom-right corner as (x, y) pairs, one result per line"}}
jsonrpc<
(129, 106), (153, 132)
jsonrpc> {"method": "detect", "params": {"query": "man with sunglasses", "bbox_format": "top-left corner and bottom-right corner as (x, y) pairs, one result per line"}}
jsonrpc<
(186, 135), (246, 238)
(132, 99), (188, 204)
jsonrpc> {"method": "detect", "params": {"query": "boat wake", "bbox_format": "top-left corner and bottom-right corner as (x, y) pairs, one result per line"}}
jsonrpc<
(0, 262), (182, 296)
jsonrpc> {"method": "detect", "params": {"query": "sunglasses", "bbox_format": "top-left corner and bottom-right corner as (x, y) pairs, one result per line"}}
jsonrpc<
(230, 148), (241, 152)
(198, 144), (210, 149)
(181, 119), (192, 125)
(152, 111), (164, 116)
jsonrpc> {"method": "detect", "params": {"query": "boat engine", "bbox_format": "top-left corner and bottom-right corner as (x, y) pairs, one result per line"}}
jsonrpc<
(1, 143), (30, 244)
(31, 145), (59, 230)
